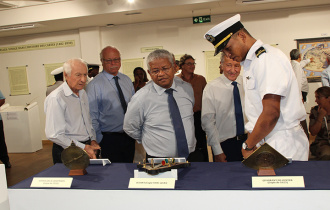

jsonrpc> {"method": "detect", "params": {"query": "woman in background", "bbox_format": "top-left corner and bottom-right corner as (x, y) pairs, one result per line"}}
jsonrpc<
(309, 86), (330, 160)
(133, 67), (148, 92)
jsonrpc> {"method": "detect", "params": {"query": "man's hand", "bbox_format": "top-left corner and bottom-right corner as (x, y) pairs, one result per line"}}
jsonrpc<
(241, 148), (255, 159)
(214, 153), (227, 162)
(84, 141), (100, 159)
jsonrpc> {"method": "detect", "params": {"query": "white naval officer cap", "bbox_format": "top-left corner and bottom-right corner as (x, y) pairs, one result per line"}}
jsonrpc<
(51, 67), (63, 75)
(204, 14), (244, 56)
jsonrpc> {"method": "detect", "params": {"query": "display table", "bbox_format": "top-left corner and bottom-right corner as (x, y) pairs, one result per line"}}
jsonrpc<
(8, 161), (330, 209)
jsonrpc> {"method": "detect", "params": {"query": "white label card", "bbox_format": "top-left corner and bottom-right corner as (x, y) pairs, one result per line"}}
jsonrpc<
(128, 178), (175, 189)
(30, 177), (73, 188)
(252, 176), (305, 188)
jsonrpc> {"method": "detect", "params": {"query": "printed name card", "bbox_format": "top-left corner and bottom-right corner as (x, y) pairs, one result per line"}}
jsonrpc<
(252, 176), (305, 188)
(128, 178), (175, 189)
(30, 177), (73, 188)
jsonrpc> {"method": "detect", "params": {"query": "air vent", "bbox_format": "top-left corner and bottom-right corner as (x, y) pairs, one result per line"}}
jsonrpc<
(236, 0), (288, 4)
(0, 24), (35, 31)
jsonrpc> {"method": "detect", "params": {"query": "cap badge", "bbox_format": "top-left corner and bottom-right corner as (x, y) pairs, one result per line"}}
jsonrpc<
(205, 34), (215, 43)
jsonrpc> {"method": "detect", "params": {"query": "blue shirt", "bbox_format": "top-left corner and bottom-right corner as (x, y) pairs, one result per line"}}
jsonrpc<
(0, 90), (5, 121)
(123, 77), (196, 157)
(86, 71), (135, 143)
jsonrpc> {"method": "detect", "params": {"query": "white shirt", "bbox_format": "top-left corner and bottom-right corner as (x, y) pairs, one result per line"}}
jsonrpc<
(123, 77), (196, 157)
(44, 82), (96, 149)
(321, 65), (330, 86)
(291, 59), (310, 93)
(201, 75), (246, 155)
(242, 40), (308, 160)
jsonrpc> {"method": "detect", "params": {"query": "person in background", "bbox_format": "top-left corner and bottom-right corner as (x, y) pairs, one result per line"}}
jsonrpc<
(290, 49), (313, 138)
(86, 64), (100, 85)
(174, 60), (181, 75)
(204, 14), (308, 161)
(44, 58), (100, 164)
(176, 54), (208, 162)
(88, 64), (100, 79)
(46, 67), (64, 96)
(86, 46), (135, 163)
(309, 86), (330, 160)
(321, 52), (330, 86)
(0, 90), (11, 168)
(133, 67), (148, 92)
(124, 49), (196, 160)
(202, 53), (246, 162)
(290, 49), (313, 102)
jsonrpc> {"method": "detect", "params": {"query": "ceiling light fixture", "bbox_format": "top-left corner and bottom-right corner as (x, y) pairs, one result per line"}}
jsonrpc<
(128, 0), (134, 3)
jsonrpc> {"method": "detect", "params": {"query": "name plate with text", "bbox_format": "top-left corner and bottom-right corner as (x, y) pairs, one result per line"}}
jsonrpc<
(252, 176), (305, 188)
(30, 177), (73, 188)
(128, 178), (175, 189)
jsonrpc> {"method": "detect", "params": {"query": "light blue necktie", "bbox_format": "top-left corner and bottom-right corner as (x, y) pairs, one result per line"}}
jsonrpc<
(232, 81), (244, 135)
(165, 88), (189, 158)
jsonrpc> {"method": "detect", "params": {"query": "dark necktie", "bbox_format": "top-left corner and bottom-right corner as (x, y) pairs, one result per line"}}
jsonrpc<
(232, 81), (244, 135)
(113, 76), (127, 113)
(165, 88), (189, 158)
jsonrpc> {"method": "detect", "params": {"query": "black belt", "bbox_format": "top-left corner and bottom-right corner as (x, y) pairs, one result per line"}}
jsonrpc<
(81, 139), (91, 144)
(228, 134), (247, 141)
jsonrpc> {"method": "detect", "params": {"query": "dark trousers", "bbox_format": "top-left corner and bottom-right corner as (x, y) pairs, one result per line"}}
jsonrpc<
(100, 132), (135, 163)
(0, 120), (9, 163)
(219, 134), (247, 162)
(190, 111), (209, 162)
(52, 140), (91, 164)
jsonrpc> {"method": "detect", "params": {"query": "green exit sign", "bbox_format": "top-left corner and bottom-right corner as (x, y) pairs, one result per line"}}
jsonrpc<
(193, 15), (211, 24)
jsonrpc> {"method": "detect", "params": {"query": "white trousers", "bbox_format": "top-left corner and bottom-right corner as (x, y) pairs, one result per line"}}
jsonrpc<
(261, 125), (309, 161)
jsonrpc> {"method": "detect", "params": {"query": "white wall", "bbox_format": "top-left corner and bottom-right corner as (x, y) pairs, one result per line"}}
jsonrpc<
(0, 30), (81, 140)
(0, 5), (329, 141)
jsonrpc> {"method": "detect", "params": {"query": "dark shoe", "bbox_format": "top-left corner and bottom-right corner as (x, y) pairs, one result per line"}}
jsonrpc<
(4, 161), (11, 168)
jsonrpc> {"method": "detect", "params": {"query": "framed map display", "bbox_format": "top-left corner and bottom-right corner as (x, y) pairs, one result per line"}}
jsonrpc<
(296, 37), (330, 82)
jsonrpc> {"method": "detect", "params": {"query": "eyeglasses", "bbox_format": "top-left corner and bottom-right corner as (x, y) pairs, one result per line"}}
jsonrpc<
(184, 62), (196, 66)
(102, 58), (121, 64)
(149, 66), (172, 75)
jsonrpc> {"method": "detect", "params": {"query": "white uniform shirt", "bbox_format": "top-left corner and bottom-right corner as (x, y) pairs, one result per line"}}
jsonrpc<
(201, 75), (246, 155)
(44, 82), (96, 149)
(242, 40), (308, 160)
(291, 59), (310, 93)
(124, 77), (196, 157)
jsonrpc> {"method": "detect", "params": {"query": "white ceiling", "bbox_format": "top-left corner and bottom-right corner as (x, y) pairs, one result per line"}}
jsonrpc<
(0, 0), (329, 38)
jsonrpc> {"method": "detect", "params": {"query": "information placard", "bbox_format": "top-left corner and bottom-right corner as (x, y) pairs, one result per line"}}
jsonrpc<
(252, 176), (305, 188)
(128, 178), (175, 189)
(31, 177), (73, 188)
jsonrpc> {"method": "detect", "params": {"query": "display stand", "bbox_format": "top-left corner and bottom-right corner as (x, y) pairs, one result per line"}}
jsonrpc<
(0, 102), (42, 153)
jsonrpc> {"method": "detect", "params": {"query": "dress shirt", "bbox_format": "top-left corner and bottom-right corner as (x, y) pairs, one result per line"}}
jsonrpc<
(201, 75), (246, 155)
(0, 90), (5, 121)
(321, 66), (330, 86)
(123, 76), (196, 157)
(291, 59), (310, 93)
(44, 82), (96, 149)
(176, 73), (207, 112)
(242, 40), (308, 160)
(86, 71), (135, 143)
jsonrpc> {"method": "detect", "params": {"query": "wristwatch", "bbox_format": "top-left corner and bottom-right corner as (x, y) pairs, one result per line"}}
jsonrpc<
(242, 141), (255, 151)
